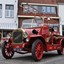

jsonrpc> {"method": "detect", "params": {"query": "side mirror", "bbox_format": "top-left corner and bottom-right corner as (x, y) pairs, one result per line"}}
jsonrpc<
(32, 29), (38, 34)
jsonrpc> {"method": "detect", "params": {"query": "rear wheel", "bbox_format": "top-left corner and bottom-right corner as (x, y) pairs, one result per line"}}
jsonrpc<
(32, 39), (43, 61)
(1, 41), (14, 59)
(57, 44), (64, 55)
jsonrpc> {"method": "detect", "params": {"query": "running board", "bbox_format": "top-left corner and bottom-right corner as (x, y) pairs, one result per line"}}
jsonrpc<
(15, 51), (28, 54)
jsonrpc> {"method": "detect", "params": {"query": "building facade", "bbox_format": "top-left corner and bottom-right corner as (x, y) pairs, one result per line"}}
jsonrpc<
(0, 0), (18, 38)
(58, 0), (64, 35)
(18, 0), (59, 33)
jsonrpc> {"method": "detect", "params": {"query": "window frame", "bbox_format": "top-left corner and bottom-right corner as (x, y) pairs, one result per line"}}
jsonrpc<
(0, 4), (2, 18)
(5, 4), (14, 18)
(22, 18), (43, 28)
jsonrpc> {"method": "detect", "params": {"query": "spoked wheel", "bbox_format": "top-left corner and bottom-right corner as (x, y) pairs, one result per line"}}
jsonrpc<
(1, 41), (14, 59)
(32, 39), (43, 61)
(57, 45), (64, 55)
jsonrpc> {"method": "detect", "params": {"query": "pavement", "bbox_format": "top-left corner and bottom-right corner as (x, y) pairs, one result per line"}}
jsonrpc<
(0, 49), (64, 64)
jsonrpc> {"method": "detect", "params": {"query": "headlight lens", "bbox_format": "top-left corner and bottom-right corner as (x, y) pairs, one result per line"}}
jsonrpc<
(7, 35), (10, 39)
(26, 38), (29, 42)
(23, 32), (28, 38)
(7, 33), (11, 39)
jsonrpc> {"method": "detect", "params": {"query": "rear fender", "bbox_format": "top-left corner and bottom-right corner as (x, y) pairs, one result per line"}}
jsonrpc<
(59, 38), (64, 47)
(61, 39), (64, 47)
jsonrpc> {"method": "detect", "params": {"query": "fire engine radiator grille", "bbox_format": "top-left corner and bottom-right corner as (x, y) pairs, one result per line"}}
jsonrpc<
(13, 30), (23, 43)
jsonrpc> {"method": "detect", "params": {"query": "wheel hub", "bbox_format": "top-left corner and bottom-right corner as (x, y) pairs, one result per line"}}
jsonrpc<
(35, 42), (43, 60)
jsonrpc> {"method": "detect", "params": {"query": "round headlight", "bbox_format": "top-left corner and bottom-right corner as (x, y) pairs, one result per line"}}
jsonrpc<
(26, 38), (29, 42)
(23, 32), (28, 38)
(7, 33), (11, 39)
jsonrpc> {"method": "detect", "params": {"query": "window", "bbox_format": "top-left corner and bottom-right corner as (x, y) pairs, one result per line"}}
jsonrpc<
(38, 6), (42, 13)
(23, 5), (38, 13)
(32, 6), (38, 13)
(42, 6), (56, 14)
(0, 4), (2, 18)
(29, 6), (33, 13)
(23, 5), (29, 13)
(23, 4), (56, 14)
(51, 7), (56, 14)
(42, 6), (46, 13)
(47, 7), (51, 13)
(5, 5), (14, 18)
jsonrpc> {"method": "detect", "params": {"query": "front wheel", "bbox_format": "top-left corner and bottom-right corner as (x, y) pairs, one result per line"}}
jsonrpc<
(1, 41), (14, 59)
(32, 39), (43, 61)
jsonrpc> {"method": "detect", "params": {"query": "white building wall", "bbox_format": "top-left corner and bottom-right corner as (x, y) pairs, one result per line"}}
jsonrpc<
(58, 4), (64, 35)
(0, 0), (18, 29)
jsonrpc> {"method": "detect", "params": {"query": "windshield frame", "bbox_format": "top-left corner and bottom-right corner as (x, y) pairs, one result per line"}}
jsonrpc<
(21, 18), (44, 29)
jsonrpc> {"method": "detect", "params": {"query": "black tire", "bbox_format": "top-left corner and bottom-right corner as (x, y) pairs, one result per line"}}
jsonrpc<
(57, 47), (64, 55)
(32, 39), (43, 61)
(1, 41), (14, 59)
(57, 43), (64, 55)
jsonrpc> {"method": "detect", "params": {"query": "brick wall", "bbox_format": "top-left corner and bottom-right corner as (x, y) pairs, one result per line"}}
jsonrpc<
(18, 0), (57, 4)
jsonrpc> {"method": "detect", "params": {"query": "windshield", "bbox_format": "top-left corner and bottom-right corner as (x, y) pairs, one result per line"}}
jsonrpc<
(22, 19), (43, 28)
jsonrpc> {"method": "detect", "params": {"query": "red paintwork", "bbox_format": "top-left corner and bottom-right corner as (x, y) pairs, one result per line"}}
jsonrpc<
(2, 24), (64, 56)
(11, 43), (27, 49)
(9, 24), (64, 51)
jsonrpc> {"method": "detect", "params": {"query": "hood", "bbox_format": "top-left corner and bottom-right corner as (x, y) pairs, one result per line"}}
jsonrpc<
(24, 28), (41, 35)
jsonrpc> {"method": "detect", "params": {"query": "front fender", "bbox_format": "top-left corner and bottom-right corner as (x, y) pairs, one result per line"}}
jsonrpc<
(2, 37), (12, 43)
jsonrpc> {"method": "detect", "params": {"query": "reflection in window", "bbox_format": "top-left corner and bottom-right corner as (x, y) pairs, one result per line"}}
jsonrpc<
(29, 6), (33, 13)
(23, 5), (29, 13)
(33, 6), (38, 13)
(23, 5), (56, 14)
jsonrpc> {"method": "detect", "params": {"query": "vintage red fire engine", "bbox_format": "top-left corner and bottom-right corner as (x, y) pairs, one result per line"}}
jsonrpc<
(1, 18), (64, 61)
